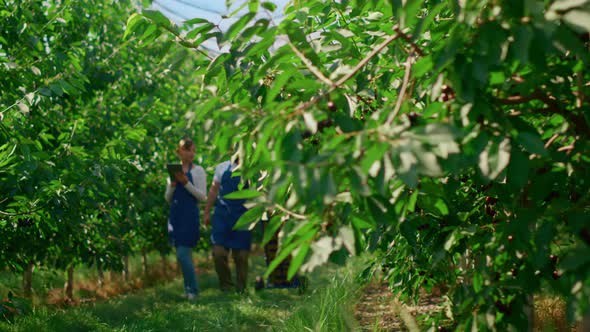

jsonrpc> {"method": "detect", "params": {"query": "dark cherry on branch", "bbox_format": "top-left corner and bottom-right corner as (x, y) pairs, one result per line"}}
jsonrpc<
(406, 112), (420, 126)
(301, 119), (335, 139)
(440, 85), (455, 102)
(327, 101), (337, 112)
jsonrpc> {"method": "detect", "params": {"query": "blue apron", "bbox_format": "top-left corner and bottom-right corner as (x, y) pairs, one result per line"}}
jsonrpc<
(211, 164), (251, 250)
(168, 164), (200, 247)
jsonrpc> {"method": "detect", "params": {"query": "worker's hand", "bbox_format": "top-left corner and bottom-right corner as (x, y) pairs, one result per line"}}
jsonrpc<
(174, 172), (188, 185)
(203, 213), (210, 228)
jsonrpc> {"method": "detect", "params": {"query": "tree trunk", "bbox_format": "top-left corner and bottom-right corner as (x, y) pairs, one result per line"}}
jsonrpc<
(122, 255), (129, 281)
(581, 311), (590, 332)
(141, 250), (148, 275)
(23, 262), (34, 297)
(97, 265), (105, 287)
(524, 295), (534, 332)
(160, 251), (169, 277)
(65, 265), (74, 300)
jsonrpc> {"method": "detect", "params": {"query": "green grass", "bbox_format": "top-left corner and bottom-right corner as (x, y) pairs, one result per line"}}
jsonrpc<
(276, 271), (361, 332)
(0, 254), (364, 332)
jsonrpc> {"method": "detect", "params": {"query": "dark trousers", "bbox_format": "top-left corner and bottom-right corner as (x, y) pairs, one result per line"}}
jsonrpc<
(213, 245), (249, 292)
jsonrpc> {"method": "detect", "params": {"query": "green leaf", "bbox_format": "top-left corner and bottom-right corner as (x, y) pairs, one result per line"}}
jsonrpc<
(224, 189), (262, 200)
(262, 215), (282, 246)
(398, 151), (419, 188)
(444, 231), (458, 251)
(412, 54), (433, 78)
(283, 21), (323, 67)
(223, 12), (256, 43)
(563, 9), (590, 34)
(361, 143), (388, 175)
(512, 25), (533, 63)
(516, 132), (547, 156)
(205, 53), (230, 84)
(333, 112), (362, 133)
(186, 23), (215, 40)
(279, 131), (302, 162)
(142, 10), (172, 29)
(560, 247), (590, 270)
(58, 80), (78, 95)
(287, 242), (310, 280)
(140, 24), (158, 42)
(407, 190), (418, 212)
(265, 231), (315, 278)
(506, 147), (529, 190)
(351, 214), (374, 229)
(245, 28), (277, 57)
(261, 2), (277, 12)
(248, 0), (259, 12)
(339, 226), (355, 255)
(552, 24), (590, 62)
(267, 65), (296, 102)
(478, 137), (511, 180)
(434, 198), (449, 215)
(183, 18), (211, 25)
(401, 0), (425, 28)
(473, 273), (483, 293)
(548, 0), (589, 13)
(49, 83), (63, 96)
(124, 13), (144, 39)
(233, 205), (265, 230)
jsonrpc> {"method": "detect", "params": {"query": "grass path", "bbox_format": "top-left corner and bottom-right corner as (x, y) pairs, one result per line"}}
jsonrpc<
(0, 255), (360, 332)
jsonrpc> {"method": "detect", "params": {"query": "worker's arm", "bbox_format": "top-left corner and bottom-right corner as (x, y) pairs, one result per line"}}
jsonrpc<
(203, 181), (220, 227)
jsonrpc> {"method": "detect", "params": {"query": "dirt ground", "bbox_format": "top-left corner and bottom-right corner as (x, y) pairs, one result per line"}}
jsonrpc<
(355, 283), (446, 331)
(354, 283), (584, 331)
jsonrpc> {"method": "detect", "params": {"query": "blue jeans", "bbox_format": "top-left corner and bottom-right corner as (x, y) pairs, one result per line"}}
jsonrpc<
(176, 245), (198, 295)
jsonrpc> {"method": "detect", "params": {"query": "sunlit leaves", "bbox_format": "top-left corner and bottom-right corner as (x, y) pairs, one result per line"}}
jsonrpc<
(478, 137), (511, 180)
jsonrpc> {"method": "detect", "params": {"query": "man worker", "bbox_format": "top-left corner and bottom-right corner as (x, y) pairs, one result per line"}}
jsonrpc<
(204, 158), (251, 293)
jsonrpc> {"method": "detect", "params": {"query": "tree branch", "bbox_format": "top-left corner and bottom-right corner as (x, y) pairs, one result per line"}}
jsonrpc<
(294, 28), (401, 114)
(356, 94), (377, 114)
(393, 26), (425, 57)
(386, 54), (413, 125)
(289, 42), (335, 87)
(544, 134), (559, 148)
(334, 29), (401, 87)
(496, 91), (562, 111)
(273, 203), (307, 220)
(497, 91), (589, 136)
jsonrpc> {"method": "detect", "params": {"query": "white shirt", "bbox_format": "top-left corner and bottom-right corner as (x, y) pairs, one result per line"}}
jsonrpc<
(164, 164), (207, 203)
(213, 160), (236, 184)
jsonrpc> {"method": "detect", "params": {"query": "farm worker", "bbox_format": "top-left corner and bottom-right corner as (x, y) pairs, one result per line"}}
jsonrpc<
(165, 137), (207, 301)
(204, 158), (251, 293)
